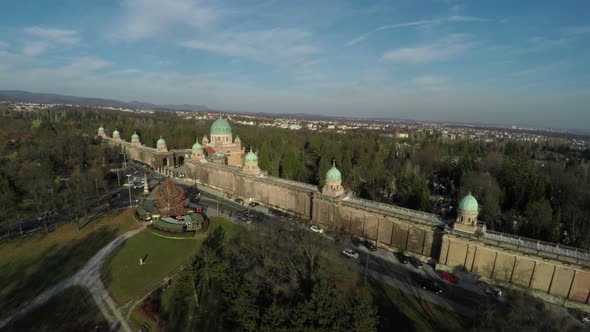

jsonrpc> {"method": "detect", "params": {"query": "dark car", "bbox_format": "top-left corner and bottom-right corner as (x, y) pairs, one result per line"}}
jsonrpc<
(234, 198), (244, 205)
(352, 238), (362, 247)
(249, 202), (260, 207)
(363, 241), (377, 251)
(395, 253), (408, 264)
(419, 279), (443, 295)
(409, 257), (423, 269)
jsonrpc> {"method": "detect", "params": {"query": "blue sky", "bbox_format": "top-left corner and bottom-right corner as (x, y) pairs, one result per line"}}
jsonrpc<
(0, 0), (589, 130)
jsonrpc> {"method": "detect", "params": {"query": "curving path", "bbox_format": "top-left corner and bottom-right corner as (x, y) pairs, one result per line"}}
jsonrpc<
(0, 225), (146, 331)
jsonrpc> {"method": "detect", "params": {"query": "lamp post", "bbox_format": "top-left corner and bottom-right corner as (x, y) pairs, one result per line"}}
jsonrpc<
(126, 174), (132, 208)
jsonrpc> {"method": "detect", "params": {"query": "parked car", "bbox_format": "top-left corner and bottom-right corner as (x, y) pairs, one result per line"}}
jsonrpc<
(581, 314), (590, 325)
(352, 238), (362, 247)
(363, 241), (377, 251)
(485, 286), (503, 297)
(395, 253), (408, 264)
(234, 198), (244, 205)
(310, 225), (324, 233)
(409, 257), (423, 269)
(249, 201), (260, 207)
(342, 249), (360, 259)
(419, 279), (443, 295)
(441, 272), (459, 283)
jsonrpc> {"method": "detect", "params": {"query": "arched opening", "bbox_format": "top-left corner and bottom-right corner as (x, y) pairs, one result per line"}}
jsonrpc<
(163, 157), (168, 166)
(177, 156), (185, 166)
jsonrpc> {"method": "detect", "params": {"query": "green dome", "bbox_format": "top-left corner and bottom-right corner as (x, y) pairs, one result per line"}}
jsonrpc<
(98, 127), (105, 133)
(157, 136), (166, 146)
(132, 132), (139, 140)
(458, 193), (478, 212)
(326, 162), (342, 181)
(245, 148), (257, 162)
(113, 129), (120, 137)
(192, 141), (203, 151)
(211, 115), (232, 135)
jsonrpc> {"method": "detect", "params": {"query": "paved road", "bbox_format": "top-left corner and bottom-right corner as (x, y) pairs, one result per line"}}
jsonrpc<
(0, 225), (146, 331)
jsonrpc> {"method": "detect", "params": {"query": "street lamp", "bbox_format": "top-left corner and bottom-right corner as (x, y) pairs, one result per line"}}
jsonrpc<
(126, 174), (132, 208)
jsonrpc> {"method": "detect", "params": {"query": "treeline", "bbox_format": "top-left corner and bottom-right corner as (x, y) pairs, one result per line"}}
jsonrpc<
(164, 224), (378, 331)
(6, 106), (590, 249)
(0, 109), (119, 228)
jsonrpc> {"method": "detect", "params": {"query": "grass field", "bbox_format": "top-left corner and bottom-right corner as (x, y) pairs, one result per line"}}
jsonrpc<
(102, 217), (237, 305)
(369, 278), (473, 332)
(2, 286), (105, 332)
(0, 209), (138, 313)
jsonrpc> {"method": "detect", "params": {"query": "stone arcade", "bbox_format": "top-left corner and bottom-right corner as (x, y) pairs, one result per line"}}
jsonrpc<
(99, 116), (590, 310)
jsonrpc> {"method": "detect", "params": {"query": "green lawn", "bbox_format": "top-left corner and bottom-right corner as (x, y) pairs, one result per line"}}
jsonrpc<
(0, 209), (138, 313)
(102, 217), (237, 304)
(1, 286), (105, 332)
(369, 278), (473, 332)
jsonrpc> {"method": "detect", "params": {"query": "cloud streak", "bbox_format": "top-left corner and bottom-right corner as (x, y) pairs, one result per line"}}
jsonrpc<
(382, 34), (472, 63)
(345, 16), (487, 47)
(181, 28), (319, 65)
(24, 26), (81, 45)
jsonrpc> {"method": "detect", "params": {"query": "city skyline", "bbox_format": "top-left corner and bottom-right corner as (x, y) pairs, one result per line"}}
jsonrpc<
(1, 0), (589, 130)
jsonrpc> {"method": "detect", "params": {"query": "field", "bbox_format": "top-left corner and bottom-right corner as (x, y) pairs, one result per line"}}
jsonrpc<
(1, 286), (105, 332)
(0, 209), (138, 313)
(102, 217), (237, 305)
(369, 278), (473, 331)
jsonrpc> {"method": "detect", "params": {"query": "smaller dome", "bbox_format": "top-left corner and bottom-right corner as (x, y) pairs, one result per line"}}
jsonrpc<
(235, 135), (241, 142)
(132, 131), (139, 140)
(192, 141), (203, 151)
(326, 161), (342, 181)
(98, 126), (105, 133)
(458, 193), (478, 212)
(245, 148), (257, 162)
(113, 129), (120, 137)
(157, 136), (166, 146)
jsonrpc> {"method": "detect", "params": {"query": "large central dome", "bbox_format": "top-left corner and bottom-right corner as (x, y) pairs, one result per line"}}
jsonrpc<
(211, 115), (232, 135)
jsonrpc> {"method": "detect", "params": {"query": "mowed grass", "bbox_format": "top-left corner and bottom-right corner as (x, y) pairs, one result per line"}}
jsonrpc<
(0, 209), (138, 313)
(2, 286), (105, 332)
(369, 278), (473, 332)
(103, 217), (237, 305)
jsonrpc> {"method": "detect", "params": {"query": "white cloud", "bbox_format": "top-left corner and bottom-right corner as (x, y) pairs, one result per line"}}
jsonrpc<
(24, 26), (81, 45)
(114, 0), (221, 40)
(382, 34), (471, 64)
(22, 42), (51, 56)
(181, 28), (319, 64)
(563, 25), (590, 35)
(413, 75), (448, 86)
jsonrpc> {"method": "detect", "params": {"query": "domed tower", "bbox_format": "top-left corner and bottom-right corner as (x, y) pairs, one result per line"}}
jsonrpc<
(241, 147), (260, 175)
(131, 131), (141, 146)
(156, 136), (168, 152)
(210, 115), (232, 145)
(455, 193), (481, 233)
(202, 134), (209, 146)
(112, 129), (121, 142)
(234, 135), (242, 149)
(191, 139), (205, 161)
(98, 126), (107, 138)
(322, 161), (344, 198)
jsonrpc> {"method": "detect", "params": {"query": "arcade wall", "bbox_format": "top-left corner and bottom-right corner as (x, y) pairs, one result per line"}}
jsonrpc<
(110, 141), (590, 307)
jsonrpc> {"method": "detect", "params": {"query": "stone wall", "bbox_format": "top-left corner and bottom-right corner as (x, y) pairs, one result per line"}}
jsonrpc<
(439, 234), (590, 306)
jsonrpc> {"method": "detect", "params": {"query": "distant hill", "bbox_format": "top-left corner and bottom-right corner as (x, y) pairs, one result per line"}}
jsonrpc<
(0, 90), (209, 112)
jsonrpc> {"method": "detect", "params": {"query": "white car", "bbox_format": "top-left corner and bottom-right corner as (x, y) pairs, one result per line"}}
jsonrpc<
(310, 225), (324, 233)
(342, 249), (359, 259)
